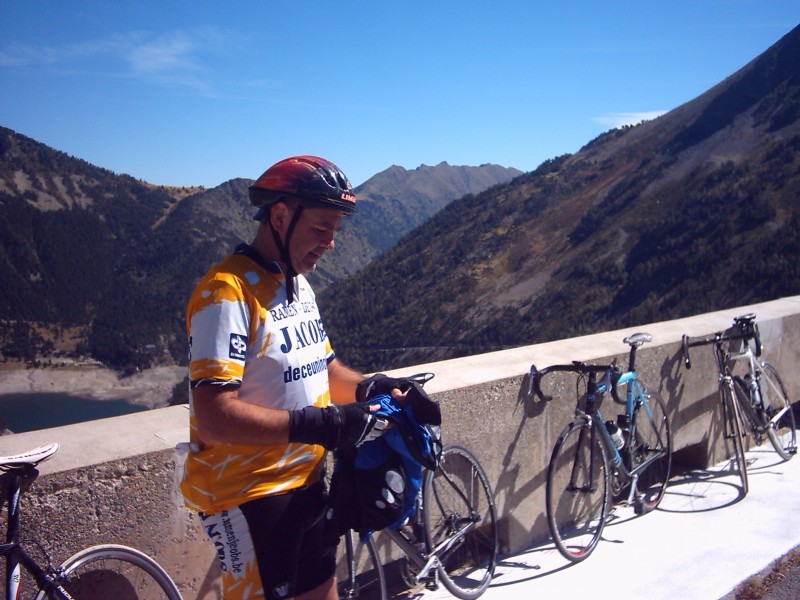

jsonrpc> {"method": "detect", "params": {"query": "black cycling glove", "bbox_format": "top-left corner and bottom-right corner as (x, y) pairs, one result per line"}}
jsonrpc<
(288, 404), (390, 450)
(356, 373), (404, 403)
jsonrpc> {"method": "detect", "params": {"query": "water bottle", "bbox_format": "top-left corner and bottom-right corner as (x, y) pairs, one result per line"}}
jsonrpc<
(605, 420), (625, 449)
(616, 414), (630, 447)
(747, 375), (762, 407)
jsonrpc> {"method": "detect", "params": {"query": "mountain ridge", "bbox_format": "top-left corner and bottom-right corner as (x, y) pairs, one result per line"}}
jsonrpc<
(311, 160), (522, 287)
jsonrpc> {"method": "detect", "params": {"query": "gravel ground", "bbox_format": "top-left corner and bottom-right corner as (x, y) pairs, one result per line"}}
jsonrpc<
(727, 545), (800, 600)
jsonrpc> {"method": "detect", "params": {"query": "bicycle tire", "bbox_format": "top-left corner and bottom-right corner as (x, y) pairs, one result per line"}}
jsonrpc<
(760, 363), (797, 461)
(422, 444), (498, 600)
(36, 544), (182, 600)
(723, 385), (749, 496)
(546, 417), (609, 563)
(336, 530), (387, 600)
(630, 390), (672, 514)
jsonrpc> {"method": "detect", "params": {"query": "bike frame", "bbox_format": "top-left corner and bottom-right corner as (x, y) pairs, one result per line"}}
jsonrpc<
(531, 331), (669, 506)
(690, 323), (793, 444)
(1, 468), (74, 600)
(756, 368), (795, 430)
(381, 461), (480, 585)
(383, 523), (442, 583)
(726, 341), (793, 431)
(720, 336), (755, 433)
(582, 369), (664, 504)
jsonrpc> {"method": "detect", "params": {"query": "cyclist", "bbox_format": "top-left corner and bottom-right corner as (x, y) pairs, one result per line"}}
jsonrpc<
(182, 155), (401, 600)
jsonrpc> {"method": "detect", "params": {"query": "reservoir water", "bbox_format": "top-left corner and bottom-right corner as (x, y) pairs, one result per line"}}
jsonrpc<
(0, 392), (148, 433)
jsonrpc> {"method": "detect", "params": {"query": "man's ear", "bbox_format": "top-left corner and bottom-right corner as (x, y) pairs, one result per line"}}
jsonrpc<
(269, 201), (291, 230)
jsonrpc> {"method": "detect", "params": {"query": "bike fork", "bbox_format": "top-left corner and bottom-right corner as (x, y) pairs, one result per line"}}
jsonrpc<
(722, 379), (746, 442)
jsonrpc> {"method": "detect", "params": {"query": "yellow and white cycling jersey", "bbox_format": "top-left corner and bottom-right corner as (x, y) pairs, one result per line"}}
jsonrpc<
(181, 246), (332, 514)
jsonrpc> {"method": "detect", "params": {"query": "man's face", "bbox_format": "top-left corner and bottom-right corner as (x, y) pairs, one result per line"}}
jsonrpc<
(287, 206), (344, 274)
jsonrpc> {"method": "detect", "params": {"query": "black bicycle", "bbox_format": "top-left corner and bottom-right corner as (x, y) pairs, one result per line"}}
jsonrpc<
(682, 313), (797, 495)
(0, 443), (182, 599)
(530, 333), (672, 562)
(336, 373), (498, 600)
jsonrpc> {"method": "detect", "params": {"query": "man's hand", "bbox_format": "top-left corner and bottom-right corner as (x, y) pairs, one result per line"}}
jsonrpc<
(356, 373), (403, 403)
(288, 404), (391, 450)
(340, 403), (391, 446)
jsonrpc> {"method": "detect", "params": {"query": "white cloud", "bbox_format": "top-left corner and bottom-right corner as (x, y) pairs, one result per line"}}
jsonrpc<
(127, 33), (198, 75)
(594, 111), (667, 128)
(0, 28), (235, 91)
(123, 31), (209, 89)
(0, 39), (115, 67)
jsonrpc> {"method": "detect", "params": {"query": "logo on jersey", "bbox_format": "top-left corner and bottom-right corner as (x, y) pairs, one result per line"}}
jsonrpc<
(229, 333), (247, 360)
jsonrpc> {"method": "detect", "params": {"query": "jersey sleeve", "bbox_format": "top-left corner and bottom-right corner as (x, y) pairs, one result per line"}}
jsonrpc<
(187, 274), (251, 387)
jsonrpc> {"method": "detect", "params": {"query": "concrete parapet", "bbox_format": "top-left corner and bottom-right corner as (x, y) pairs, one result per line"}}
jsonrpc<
(0, 296), (798, 599)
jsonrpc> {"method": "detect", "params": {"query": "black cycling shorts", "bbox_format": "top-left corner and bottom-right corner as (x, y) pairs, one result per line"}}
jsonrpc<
(200, 481), (336, 599)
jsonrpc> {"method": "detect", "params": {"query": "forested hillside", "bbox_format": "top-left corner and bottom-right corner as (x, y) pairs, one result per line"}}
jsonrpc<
(320, 24), (800, 373)
(0, 130), (517, 371)
(311, 162), (522, 288)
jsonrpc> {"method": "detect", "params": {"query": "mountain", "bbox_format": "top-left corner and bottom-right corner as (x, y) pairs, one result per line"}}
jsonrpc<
(306, 162), (522, 288)
(320, 24), (800, 373)
(0, 129), (519, 370)
(0, 133), (187, 369)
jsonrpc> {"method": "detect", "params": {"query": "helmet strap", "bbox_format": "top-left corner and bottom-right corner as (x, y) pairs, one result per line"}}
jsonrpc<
(269, 204), (304, 303)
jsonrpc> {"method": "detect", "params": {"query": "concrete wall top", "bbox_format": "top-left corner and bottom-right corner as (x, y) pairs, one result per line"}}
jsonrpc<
(387, 295), (800, 394)
(0, 404), (189, 477)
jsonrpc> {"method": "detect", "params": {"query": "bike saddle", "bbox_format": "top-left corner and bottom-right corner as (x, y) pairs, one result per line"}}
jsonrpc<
(0, 443), (59, 470)
(623, 332), (653, 347)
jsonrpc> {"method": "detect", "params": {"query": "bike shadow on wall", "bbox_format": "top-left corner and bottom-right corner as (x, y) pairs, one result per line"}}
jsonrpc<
(476, 372), (578, 589)
(492, 371), (551, 531)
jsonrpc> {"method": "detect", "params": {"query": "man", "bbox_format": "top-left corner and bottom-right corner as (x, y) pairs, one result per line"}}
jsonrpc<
(182, 156), (397, 600)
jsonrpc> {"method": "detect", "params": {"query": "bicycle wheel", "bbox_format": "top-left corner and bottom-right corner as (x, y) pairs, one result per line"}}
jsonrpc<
(336, 530), (387, 600)
(422, 445), (498, 600)
(546, 417), (609, 563)
(760, 363), (797, 461)
(36, 544), (182, 600)
(630, 390), (672, 514)
(723, 386), (749, 496)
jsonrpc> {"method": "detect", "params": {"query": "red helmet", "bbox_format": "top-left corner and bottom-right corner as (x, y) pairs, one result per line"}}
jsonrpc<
(249, 155), (357, 216)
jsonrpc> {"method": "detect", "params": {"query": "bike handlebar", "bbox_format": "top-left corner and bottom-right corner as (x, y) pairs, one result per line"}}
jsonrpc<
(406, 372), (435, 387)
(529, 361), (623, 404)
(681, 315), (762, 369)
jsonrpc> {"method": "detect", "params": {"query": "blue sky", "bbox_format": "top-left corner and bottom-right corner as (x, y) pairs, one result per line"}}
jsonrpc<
(1, 2), (797, 188)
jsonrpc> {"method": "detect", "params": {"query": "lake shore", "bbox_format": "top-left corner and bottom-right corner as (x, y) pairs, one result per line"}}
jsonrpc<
(0, 365), (187, 409)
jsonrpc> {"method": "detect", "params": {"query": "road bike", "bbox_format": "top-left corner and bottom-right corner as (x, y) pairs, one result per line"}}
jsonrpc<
(336, 373), (498, 600)
(0, 443), (182, 600)
(529, 333), (672, 562)
(682, 313), (797, 496)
